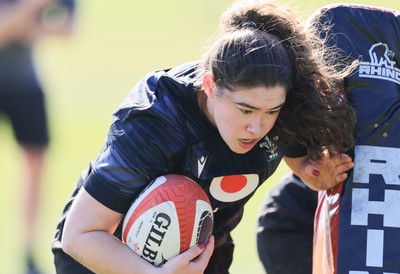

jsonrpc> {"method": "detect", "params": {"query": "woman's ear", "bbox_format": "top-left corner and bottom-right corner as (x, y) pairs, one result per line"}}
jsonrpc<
(202, 73), (216, 98)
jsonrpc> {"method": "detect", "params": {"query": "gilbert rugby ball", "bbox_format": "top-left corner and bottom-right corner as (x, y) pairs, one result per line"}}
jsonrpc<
(122, 174), (214, 266)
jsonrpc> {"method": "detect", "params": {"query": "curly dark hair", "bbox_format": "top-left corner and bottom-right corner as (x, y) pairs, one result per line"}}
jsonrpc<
(195, 0), (357, 160)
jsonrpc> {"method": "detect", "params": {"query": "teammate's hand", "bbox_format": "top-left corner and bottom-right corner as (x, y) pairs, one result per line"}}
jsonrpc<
(157, 235), (215, 274)
(299, 153), (354, 191)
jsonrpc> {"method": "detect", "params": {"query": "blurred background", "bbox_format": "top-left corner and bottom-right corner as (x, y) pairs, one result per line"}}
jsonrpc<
(1, 0), (399, 273)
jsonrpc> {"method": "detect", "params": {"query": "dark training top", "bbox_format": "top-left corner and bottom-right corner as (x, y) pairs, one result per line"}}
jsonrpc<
(52, 62), (289, 271)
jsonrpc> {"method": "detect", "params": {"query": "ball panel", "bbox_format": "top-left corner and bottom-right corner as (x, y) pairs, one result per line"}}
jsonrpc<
(122, 175), (169, 243)
(191, 200), (214, 247)
(124, 202), (181, 266)
(122, 174), (213, 266)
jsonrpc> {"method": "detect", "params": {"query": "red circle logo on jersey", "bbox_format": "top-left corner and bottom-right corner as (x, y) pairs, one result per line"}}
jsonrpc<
(209, 174), (259, 202)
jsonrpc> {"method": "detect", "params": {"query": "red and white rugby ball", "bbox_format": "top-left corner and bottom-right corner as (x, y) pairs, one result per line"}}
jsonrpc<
(122, 174), (213, 266)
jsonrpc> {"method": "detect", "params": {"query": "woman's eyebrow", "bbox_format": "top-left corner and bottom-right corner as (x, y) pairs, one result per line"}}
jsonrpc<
(268, 103), (285, 111)
(236, 102), (285, 111)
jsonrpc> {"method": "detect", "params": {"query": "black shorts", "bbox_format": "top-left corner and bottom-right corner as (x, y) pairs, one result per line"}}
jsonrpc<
(0, 91), (49, 147)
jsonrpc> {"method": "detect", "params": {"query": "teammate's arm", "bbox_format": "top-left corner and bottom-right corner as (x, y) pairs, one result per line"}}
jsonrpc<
(284, 154), (354, 191)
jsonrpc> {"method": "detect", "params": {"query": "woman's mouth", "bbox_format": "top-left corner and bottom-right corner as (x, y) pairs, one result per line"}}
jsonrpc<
(239, 138), (258, 149)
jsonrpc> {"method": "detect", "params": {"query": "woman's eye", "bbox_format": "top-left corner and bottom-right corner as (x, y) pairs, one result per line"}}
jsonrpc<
(240, 109), (252, 114)
(266, 109), (280, 115)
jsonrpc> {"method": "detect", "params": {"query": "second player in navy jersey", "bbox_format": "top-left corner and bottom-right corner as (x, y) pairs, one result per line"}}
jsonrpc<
(52, 1), (357, 273)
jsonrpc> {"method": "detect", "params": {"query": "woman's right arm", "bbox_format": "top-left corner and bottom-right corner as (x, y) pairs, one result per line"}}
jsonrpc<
(62, 187), (214, 274)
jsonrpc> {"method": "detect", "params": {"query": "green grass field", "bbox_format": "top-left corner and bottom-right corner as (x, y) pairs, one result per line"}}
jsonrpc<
(1, 0), (399, 273)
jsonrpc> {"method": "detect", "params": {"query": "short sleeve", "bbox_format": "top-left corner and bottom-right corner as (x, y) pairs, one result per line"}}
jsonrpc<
(284, 142), (308, 158)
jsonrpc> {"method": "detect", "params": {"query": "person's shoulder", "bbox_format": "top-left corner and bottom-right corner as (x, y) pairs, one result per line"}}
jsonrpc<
(150, 61), (199, 93)
(138, 61), (199, 93)
(114, 62), (200, 129)
(165, 61), (199, 79)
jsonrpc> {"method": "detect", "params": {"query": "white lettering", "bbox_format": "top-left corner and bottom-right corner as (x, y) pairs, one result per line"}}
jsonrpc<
(349, 145), (400, 273)
(358, 64), (400, 85)
(359, 64), (370, 74)
(353, 146), (400, 185)
(351, 189), (400, 228)
(366, 229), (384, 267)
(370, 66), (382, 75)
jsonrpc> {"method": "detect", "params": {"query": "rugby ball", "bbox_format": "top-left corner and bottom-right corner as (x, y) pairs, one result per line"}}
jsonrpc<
(122, 174), (214, 266)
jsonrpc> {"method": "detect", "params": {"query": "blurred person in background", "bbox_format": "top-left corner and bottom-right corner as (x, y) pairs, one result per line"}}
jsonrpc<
(0, 0), (75, 273)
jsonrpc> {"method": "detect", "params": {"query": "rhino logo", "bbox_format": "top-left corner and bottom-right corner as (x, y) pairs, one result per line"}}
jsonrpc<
(359, 42), (400, 85)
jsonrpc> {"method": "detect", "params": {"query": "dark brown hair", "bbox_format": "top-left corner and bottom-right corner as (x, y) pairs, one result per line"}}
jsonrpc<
(196, 0), (356, 160)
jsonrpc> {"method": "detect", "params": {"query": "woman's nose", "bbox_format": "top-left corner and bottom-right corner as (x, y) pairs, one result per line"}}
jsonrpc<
(246, 116), (263, 135)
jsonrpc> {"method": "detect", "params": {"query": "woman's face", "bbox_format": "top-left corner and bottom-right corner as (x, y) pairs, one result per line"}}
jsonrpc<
(203, 74), (286, 154)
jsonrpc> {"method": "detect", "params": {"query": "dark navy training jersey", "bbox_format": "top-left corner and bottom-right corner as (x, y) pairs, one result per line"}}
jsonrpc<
(52, 62), (286, 256)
